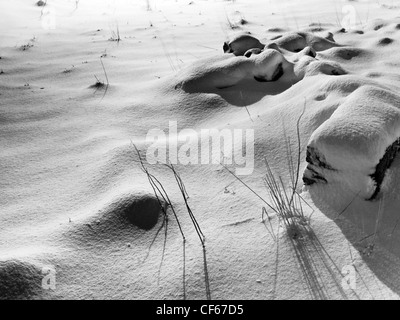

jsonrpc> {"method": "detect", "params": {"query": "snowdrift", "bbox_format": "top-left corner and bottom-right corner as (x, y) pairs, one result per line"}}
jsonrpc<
(304, 86), (400, 200)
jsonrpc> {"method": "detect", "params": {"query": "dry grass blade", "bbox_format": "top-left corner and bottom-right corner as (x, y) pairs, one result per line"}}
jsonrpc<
(99, 57), (109, 102)
(165, 163), (211, 300)
(145, 0), (152, 11)
(262, 207), (276, 240)
(335, 190), (361, 220)
(240, 91), (253, 122)
(372, 195), (385, 246)
(38, 0), (48, 18)
(293, 99), (306, 198)
(131, 142), (187, 300)
(109, 23), (121, 43)
(91, 58), (110, 102)
(167, 163), (205, 243)
(222, 163), (277, 214)
(159, 38), (177, 72)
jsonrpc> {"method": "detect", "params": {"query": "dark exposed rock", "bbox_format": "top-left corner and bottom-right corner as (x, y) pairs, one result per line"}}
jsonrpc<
(303, 176), (316, 185)
(303, 139), (400, 200)
(368, 138), (400, 200)
(303, 146), (333, 185)
(306, 146), (335, 170)
(302, 164), (328, 185)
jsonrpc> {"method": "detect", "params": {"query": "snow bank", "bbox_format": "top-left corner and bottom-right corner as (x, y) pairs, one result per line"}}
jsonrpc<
(173, 32), (344, 94)
(272, 31), (340, 53)
(304, 86), (400, 199)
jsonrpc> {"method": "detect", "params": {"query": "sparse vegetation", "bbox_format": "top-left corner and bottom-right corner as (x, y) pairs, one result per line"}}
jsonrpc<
(132, 144), (211, 300)
(145, 0), (152, 11)
(225, 15), (239, 30)
(63, 65), (75, 73)
(356, 196), (385, 257)
(132, 143), (187, 299)
(20, 43), (34, 51)
(225, 10), (248, 29)
(166, 163), (211, 300)
(159, 38), (180, 72)
(91, 75), (105, 89)
(37, 0), (47, 19)
(223, 104), (313, 240)
(90, 58), (109, 101)
(109, 24), (121, 43)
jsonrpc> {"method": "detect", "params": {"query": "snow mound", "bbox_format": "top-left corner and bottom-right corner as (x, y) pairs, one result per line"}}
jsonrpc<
(270, 31), (340, 52)
(172, 31), (346, 99)
(304, 86), (400, 200)
(67, 192), (165, 245)
(170, 25), (400, 202)
(0, 260), (43, 300)
(174, 48), (293, 92)
(223, 33), (265, 56)
(319, 47), (367, 61)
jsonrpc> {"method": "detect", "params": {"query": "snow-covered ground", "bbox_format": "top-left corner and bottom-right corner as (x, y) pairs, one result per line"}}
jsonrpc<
(2, 0), (400, 300)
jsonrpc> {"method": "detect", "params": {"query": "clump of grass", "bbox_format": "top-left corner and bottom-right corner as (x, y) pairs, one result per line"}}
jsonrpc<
(223, 104), (313, 240)
(90, 75), (105, 89)
(263, 105), (313, 239)
(145, 0), (152, 11)
(225, 11), (248, 29)
(109, 24), (121, 43)
(63, 65), (75, 73)
(226, 14), (239, 30)
(20, 43), (34, 51)
(90, 58), (109, 101)
(38, 1), (48, 18)
(263, 152), (309, 239)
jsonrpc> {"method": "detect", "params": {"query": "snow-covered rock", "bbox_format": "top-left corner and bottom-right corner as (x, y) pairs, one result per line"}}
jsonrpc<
(303, 85), (400, 200)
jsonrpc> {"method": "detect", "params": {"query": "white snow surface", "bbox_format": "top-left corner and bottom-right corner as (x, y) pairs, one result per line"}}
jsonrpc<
(3, 0), (400, 300)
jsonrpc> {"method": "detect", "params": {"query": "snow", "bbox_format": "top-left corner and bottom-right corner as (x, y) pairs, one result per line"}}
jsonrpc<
(2, 0), (400, 300)
(306, 85), (400, 198)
